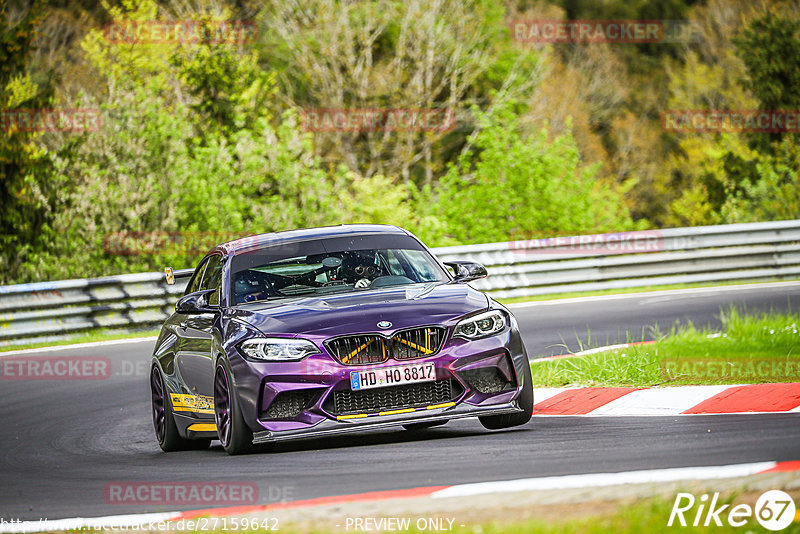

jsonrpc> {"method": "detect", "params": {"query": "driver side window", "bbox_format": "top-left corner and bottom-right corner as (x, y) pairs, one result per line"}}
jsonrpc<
(185, 258), (209, 295)
(202, 255), (224, 305)
(185, 254), (224, 299)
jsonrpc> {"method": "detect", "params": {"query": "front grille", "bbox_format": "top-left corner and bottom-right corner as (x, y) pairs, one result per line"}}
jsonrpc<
(331, 379), (458, 415)
(459, 367), (512, 394)
(326, 335), (388, 365)
(261, 390), (316, 419)
(326, 327), (446, 365)
(392, 327), (446, 360)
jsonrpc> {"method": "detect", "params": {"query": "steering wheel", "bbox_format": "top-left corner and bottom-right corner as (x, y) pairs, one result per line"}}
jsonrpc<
(234, 270), (281, 303)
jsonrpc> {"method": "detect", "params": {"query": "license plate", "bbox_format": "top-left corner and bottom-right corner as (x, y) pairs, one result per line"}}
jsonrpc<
(350, 362), (436, 391)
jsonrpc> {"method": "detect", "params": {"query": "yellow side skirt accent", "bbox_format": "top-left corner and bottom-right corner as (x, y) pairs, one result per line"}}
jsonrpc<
(336, 401), (457, 421)
(187, 423), (217, 432)
(426, 402), (456, 410)
(337, 413), (369, 420)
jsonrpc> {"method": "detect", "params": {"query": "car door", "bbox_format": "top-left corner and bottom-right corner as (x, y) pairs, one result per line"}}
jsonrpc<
(175, 254), (224, 399)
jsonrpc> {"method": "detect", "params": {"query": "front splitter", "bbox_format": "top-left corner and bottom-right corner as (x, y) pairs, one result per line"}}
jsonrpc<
(252, 401), (521, 444)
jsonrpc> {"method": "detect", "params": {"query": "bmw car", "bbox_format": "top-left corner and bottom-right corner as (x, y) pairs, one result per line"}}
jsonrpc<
(150, 225), (533, 454)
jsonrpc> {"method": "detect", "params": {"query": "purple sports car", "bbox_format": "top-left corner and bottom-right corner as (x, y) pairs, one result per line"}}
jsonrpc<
(150, 225), (533, 454)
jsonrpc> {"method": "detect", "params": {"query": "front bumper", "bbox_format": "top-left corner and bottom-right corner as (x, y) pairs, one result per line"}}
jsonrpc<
(228, 319), (530, 442)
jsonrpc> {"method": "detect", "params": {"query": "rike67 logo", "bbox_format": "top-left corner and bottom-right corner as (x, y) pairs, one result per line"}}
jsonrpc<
(669, 490), (796, 531)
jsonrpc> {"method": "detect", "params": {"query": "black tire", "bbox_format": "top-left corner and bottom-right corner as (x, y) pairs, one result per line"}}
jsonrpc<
(402, 420), (448, 431)
(479, 358), (533, 430)
(214, 359), (255, 455)
(151, 366), (211, 452)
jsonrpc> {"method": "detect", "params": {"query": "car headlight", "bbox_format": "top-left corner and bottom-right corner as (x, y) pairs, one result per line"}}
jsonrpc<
(453, 310), (507, 340)
(239, 338), (320, 361)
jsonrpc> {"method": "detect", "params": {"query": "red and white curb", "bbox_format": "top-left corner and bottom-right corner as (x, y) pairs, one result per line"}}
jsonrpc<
(532, 382), (800, 416)
(3, 461), (798, 533)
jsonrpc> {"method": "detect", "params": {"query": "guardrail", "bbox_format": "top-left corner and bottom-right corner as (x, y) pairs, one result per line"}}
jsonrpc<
(1, 220), (799, 347)
(438, 220), (800, 299)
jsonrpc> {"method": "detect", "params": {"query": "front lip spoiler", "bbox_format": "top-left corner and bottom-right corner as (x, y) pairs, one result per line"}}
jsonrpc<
(251, 401), (521, 444)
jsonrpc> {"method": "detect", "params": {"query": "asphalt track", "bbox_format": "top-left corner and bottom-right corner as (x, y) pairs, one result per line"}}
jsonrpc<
(1, 283), (799, 521)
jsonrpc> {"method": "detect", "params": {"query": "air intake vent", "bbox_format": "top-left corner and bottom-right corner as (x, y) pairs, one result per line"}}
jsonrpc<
(330, 379), (459, 415)
(261, 390), (316, 419)
(459, 367), (513, 394)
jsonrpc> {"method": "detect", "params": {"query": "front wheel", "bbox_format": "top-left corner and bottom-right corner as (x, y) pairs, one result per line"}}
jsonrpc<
(150, 366), (210, 452)
(214, 360), (254, 455)
(479, 359), (533, 430)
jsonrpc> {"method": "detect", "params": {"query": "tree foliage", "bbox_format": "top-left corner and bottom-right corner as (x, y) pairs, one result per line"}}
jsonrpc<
(3, 0), (799, 283)
(417, 103), (637, 245)
(0, 0), (61, 284)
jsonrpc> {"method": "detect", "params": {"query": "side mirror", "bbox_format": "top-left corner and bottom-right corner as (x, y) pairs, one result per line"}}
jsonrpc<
(176, 289), (218, 314)
(444, 261), (488, 283)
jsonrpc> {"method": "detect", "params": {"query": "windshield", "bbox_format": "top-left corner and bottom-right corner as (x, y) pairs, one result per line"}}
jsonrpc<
(229, 234), (447, 305)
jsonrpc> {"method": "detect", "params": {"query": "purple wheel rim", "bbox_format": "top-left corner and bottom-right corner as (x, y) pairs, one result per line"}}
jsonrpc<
(150, 367), (166, 444)
(214, 366), (232, 447)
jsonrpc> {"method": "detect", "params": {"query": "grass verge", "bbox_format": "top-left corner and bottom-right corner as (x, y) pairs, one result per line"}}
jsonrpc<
(530, 307), (800, 387)
(396, 496), (800, 534)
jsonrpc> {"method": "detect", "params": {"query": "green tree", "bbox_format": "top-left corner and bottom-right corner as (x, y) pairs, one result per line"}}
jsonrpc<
(734, 12), (800, 112)
(664, 0), (800, 226)
(417, 103), (638, 245)
(30, 0), (415, 281)
(719, 9), (800, 220)
(0, 0), (62, 284)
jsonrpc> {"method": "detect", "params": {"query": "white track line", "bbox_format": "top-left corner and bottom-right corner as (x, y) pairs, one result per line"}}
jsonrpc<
(0, 337), (157, 356)
(430, 462), (777, 499)
(507, 281), (800, 308)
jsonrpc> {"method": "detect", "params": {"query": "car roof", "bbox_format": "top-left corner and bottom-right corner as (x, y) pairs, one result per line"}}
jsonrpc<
(212, 224), (412, 256)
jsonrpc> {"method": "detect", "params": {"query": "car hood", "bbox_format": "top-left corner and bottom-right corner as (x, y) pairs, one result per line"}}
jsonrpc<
(229, 283), (488, 337)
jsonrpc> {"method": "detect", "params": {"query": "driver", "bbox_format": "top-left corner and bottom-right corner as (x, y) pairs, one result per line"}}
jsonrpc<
(341, 252), (381, 288)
